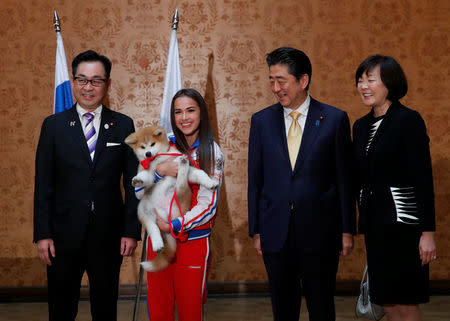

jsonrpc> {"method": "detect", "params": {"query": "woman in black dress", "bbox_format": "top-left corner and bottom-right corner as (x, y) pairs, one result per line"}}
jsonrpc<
(353, 55), (436, 321)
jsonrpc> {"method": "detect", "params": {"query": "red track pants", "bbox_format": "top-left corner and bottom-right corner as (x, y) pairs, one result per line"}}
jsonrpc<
(146, 236), (210, 321)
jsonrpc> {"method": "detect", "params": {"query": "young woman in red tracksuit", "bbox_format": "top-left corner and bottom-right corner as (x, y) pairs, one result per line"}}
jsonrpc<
(145, 88), (224, 321)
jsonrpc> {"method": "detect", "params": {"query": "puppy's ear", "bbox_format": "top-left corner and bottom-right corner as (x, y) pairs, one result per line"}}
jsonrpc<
(125, 133), (137, 146)
(154, 129), (163, 137)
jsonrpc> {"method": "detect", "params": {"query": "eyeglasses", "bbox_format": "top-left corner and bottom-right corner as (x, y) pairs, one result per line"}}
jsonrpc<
(74, 77), (108, 87)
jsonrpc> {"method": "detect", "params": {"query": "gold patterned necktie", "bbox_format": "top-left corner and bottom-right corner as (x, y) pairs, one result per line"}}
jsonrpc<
(287, 111), (302, 168)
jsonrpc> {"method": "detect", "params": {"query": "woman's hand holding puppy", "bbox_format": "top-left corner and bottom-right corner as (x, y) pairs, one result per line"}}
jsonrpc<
(154, 209), (171, 233)
(156, 157), (178, 177)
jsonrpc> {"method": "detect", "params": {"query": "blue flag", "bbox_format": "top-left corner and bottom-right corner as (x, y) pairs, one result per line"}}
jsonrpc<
(54, 31), (72, 114)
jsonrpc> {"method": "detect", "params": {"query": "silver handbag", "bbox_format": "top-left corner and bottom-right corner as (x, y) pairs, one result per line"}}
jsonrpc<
(355, 264), (385, 320)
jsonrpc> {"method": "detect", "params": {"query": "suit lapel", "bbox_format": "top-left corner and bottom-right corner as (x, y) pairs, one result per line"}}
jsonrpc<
(357, 115), (371, 159)
(67, 106), (93, 166)
(274, 103), (291, 169)
(92, 106), (113, 166)
(366, 102), (398, 155)
(293, 98), (323, 174)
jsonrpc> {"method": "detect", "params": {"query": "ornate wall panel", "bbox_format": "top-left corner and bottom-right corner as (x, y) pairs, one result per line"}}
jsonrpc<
(0, 0), (449, 286)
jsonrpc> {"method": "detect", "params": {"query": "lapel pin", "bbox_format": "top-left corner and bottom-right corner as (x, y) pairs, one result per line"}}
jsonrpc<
(316, 116), (324, 127)
(70, 121), (76, 126)
(104, 124), (109, 129)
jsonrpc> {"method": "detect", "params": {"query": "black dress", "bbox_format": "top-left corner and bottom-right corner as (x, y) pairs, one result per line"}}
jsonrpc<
(353, 102), (435, 305)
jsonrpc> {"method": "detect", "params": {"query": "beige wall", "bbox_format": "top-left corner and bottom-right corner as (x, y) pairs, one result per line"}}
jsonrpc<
(0, 0), (449, 287)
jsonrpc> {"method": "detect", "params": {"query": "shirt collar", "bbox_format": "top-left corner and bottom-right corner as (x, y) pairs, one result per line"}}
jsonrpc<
(168, 135), (200, 149)
(283, 94), (310, 119)
(76, 103), (103, 118)
(191, 137), (200, 149)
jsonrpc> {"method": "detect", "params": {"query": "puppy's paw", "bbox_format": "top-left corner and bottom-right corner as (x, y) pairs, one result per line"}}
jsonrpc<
(179, 155), (188, 165)
(205, 179), (219, 190)
(178, 156), (190, 179)
(132, 177), (144, 188)
(151, 239), (165, 252)
(140, 261), (154, 271)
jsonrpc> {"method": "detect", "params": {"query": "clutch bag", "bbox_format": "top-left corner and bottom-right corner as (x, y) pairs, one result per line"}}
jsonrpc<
(355, 263), (385, 320)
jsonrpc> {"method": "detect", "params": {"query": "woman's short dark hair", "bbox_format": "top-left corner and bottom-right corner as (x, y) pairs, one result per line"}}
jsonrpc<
(72, 50), (112, 79)
(266, 47), (312, 90)
(355, 54), (408, 101)
(170, 88), (215, 175)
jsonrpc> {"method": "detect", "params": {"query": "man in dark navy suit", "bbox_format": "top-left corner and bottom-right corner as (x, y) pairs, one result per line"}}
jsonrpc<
(248, 47), (355, 321)
(34, 50), (140, 321)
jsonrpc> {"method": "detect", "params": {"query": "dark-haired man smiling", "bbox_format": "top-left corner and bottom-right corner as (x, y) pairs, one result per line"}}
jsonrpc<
(248, 47), (355, 321)
(34, 50), (140, 321)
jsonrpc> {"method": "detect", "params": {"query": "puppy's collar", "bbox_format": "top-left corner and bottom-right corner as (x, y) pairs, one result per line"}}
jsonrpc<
(140, 158), (152, 170)
(140, 152), (200, 170)
(140, 144), (172, 169)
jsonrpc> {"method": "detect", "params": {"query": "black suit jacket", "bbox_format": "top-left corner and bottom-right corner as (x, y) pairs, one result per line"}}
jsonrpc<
(248, 98), (355, 254)
(353, 101), (435, 233)
(34, 105), (140, 252)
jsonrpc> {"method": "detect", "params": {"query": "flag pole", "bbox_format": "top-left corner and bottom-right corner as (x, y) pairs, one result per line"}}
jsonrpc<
(132, 230), (147, 321)
(53, 10), (61, 32)
(172, 8), (179, 30)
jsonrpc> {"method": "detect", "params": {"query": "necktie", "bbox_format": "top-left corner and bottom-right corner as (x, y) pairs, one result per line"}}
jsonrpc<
(287, 111), (302, 168)
(83, 112), (97, 160)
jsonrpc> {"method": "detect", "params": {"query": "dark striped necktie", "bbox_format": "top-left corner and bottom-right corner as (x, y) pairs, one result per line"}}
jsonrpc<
(83, 112), (97, 160)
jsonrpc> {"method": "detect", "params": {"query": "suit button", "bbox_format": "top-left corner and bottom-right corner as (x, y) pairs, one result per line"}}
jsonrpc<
(89, 176), (95, 182)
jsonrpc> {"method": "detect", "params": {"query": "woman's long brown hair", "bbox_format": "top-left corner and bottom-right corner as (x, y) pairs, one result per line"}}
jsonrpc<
(170, 88), (215, 176)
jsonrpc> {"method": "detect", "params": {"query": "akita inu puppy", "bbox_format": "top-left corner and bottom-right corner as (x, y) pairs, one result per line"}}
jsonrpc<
(125, 125), (219, 272)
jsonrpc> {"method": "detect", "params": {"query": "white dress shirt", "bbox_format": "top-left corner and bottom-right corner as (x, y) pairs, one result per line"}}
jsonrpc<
(283, 94), (310, 137)
(76, 104), (102, 143)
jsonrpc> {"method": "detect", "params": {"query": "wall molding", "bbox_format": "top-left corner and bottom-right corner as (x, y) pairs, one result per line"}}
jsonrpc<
(2, 281), (449, 302)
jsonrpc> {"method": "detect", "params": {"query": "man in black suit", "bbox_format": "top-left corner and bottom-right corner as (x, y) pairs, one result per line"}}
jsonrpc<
(34, 50), (140, 321)
(248, 47), (355, 321)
